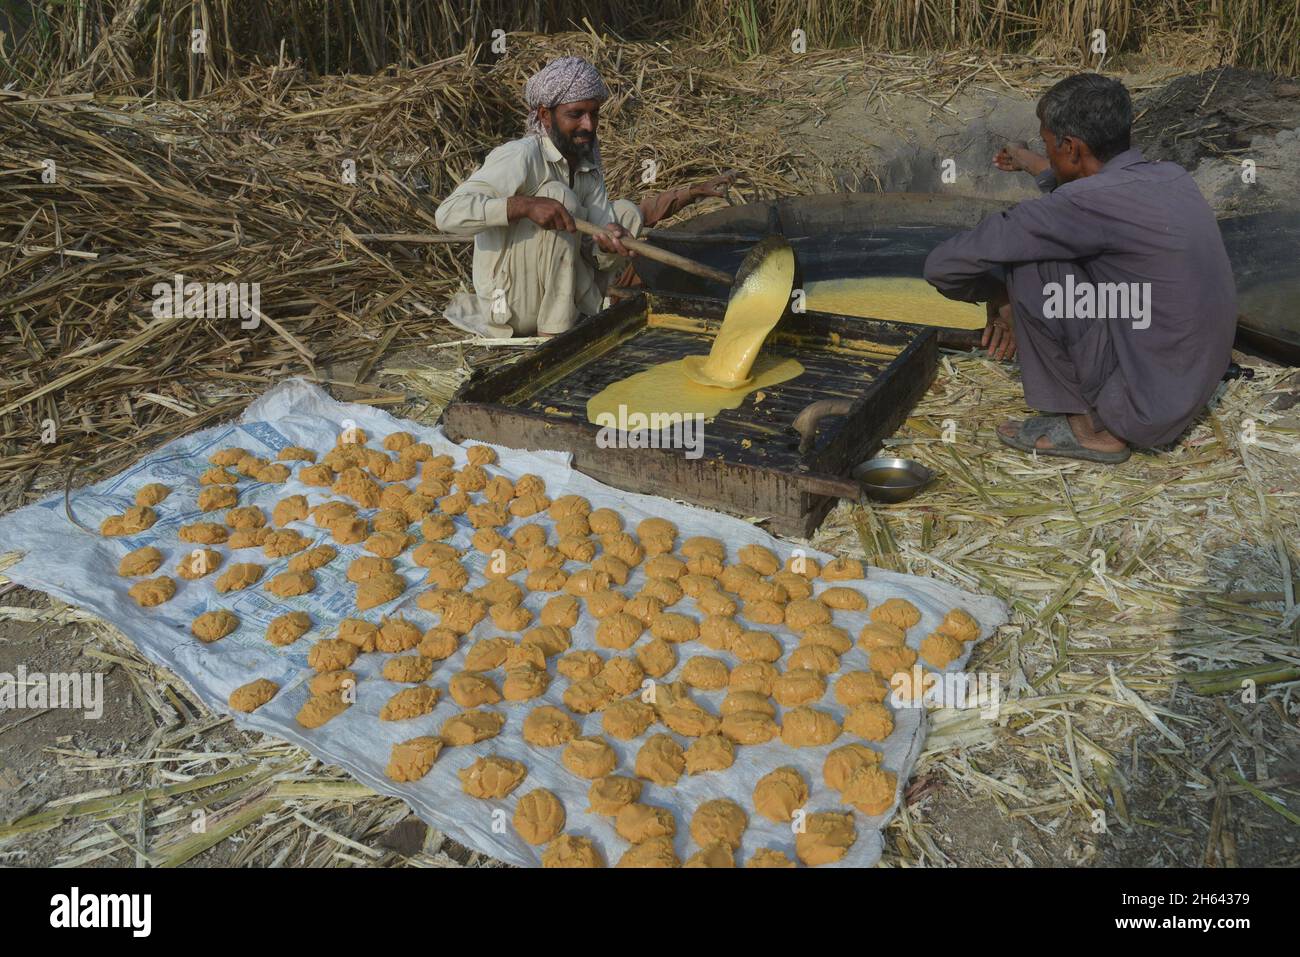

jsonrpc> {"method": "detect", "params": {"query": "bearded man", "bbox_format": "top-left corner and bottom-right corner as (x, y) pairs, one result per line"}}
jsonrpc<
(436, 56), (729, 338)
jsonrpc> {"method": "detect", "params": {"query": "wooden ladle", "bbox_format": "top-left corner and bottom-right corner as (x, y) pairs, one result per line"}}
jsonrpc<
(574, 217), (733, 287)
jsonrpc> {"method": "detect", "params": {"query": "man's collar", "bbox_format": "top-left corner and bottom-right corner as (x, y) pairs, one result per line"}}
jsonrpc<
(1101, 147), (1144, 171)
(539, 131), (598, 173)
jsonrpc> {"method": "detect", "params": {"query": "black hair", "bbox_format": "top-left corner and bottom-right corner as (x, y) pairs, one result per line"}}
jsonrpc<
(1036, 73), (1133, 162)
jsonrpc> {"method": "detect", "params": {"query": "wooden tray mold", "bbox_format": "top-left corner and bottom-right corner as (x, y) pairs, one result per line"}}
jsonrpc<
(441, 291), (936, 537)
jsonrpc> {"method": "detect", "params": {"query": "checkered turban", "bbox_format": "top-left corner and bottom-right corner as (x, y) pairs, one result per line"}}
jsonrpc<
(524, 56), (609, 137)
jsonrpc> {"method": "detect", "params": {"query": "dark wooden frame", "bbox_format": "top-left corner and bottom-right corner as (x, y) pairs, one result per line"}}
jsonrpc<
(441, 291), (936, 538)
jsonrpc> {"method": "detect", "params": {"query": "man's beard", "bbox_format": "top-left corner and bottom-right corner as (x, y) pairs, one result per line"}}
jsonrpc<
(549, 123), (596, 162)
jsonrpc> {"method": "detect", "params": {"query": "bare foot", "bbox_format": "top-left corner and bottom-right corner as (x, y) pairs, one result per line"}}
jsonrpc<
(997, 414), (1128, 453)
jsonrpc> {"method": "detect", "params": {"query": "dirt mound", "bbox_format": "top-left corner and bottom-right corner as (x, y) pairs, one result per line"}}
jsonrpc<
(1134, 67), (1300, 169)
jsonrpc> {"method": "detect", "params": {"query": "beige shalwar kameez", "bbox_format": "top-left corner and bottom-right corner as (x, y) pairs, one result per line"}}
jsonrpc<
(434, 134), (642, 337)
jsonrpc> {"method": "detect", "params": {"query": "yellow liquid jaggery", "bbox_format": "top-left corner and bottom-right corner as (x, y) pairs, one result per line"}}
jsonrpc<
(587, 241), (801, 426)
(586, 354), (804, 425)
(685, 242), (797, 387)
(800, 276), (985, 329)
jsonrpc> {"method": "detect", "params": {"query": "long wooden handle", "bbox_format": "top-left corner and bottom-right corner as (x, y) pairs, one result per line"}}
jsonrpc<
(575, 218), (733, 286)
(363, 225), (734, 287)
(791, 470), (863, 500)
(793, 399), (855, 455)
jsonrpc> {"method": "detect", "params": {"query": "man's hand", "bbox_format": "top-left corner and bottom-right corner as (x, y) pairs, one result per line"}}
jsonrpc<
(509, 195), (576, 232)
(993, 144), (1027, 172)
(993, 142), (1050, 176)
(982, 296), (1017, 361)
(593, 223), (634, 258)
(639, 171), (740, 228)
(689, 171), (739, 200)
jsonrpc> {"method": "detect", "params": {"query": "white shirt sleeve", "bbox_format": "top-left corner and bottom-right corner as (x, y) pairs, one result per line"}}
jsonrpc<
(434, 141), (529, 234)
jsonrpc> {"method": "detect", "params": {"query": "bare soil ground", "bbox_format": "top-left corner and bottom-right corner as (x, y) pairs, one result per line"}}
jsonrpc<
(777, 63), (1300, 215)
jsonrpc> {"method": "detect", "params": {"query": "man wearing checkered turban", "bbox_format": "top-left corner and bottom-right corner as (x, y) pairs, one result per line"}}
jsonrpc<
(524, 56), (608, 140)
(436, 56), (733, 339)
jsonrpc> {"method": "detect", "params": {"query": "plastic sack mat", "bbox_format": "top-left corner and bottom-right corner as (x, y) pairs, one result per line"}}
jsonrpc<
(0, 379), (1006, 867)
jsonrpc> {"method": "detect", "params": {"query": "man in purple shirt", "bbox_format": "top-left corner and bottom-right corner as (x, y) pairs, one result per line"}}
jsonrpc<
(924, 74), (1237, 462)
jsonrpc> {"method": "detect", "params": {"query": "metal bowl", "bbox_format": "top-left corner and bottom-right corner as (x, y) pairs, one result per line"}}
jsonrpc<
(851, 456), (935, 503)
